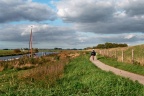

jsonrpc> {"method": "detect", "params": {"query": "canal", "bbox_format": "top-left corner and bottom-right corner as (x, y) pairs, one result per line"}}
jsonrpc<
(0, 52), (54, 61)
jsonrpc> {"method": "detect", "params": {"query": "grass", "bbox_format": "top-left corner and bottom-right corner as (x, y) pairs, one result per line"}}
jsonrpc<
(96, 44), (144, 66)
(0, 51), (78, 95)
(50, 53), (144, 96)
(97, 55), (144, 76)
(48, 52), (144, 96)
(0, 51), (144, 95)
(0, 50), (28, 57)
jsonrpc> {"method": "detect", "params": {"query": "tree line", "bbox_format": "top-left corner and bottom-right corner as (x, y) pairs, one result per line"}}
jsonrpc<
(94, 42), (128, 49)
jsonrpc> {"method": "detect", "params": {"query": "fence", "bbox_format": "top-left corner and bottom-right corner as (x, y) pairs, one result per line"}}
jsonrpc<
(96, 47), (144, 66)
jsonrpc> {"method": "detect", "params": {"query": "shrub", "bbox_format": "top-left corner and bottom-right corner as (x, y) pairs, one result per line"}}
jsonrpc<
(13, 49), (21, 53)
(34, 48), (39, 53)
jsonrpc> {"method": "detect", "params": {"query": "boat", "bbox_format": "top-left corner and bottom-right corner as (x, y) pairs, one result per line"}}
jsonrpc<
(29, 26), (33, 57)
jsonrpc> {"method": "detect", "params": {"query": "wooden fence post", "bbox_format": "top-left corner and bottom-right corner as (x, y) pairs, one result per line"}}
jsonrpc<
(115, 50), (117, 59)
(132, 49), (134, 64)
(122, 50), (124, 62)
(107, 50), (109, 57)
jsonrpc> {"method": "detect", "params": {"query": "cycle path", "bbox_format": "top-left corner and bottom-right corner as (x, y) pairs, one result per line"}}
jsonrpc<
(90, 58), (144, 85)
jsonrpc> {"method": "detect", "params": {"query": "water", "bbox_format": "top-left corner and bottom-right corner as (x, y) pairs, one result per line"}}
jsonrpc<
(0, 52), (54, 61)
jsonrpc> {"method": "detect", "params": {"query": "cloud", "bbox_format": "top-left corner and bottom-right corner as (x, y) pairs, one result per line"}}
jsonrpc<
(57, 0), (144, 34)
(1, 24), (144, 49)
(85, 33), (144, 45)
(124, 34), (135, 39)
(0, 24), (85, 48)
(1, 0), (144, 49)
(57, 0), (115, 23)
(0, 0), (57, 23)
(122, 0), (144, 17)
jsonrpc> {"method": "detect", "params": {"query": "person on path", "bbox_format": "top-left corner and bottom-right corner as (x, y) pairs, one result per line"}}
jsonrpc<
(91, 49), (96, 60)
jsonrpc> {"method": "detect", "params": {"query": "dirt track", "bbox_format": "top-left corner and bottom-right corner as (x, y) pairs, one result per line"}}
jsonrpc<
(90, 57), (144, 85)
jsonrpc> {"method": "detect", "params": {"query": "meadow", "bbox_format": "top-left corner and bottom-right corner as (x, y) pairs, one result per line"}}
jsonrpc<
(0, 50), (144, 95)
(0, 49), (28, 57)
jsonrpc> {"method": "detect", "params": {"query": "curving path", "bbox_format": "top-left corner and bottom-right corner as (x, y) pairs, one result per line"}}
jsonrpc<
(90, 57), (144, 85)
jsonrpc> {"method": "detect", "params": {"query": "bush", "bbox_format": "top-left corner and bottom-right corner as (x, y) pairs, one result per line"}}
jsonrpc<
(13, 49), (21, 53)
(34, 48), (39, 53)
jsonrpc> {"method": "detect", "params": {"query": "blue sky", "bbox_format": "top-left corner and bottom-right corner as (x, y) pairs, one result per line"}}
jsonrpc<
(0, 0), (144, 49)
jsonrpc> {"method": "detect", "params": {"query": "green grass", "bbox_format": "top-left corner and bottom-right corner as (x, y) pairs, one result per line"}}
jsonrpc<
(0, 50), (13, 56)
(97, 55), (144, 76)
(96, 44), (144, 66)
(0, 52), (144, 96)
(0, 50), (28, 57)
(49, 54), (144, 96)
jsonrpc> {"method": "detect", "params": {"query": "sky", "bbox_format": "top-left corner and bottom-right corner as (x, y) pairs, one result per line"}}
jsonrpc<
(1, 0), (144, 49)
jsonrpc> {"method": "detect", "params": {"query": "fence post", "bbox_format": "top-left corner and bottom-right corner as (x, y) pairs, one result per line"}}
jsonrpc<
(107, 50), (109, 57)
(122, 50), (124, 62)
(132, 49), (134, 64)
(115, 50), (117, 59)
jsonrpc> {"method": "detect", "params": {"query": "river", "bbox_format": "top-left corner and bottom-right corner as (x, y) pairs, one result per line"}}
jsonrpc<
(0, 52), (54, 61)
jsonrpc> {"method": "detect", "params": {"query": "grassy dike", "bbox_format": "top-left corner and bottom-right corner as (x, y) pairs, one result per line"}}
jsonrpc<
(50, 53), (144, 96)
(0, 52), (144, 95)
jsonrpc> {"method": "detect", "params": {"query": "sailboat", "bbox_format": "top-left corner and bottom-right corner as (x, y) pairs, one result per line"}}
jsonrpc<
(29, 26), (33, 57)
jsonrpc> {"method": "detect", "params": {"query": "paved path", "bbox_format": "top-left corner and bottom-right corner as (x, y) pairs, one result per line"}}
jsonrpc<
(90, 58), (144, 85)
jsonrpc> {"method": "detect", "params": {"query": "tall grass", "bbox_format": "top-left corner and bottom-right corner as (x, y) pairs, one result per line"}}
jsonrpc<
(96, 44), (144, 66)
(49, 52), (144, 96)
(0, 51), (144, 95)
(0, 51), (79, 95)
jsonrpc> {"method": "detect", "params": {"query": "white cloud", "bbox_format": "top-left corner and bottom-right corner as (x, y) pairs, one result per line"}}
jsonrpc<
(124, 34), (135, 39)
(57, 0), (115, 23)
(0, 24), (89, 48)
(0, 0), (57, 23)
(56, 0), (144, 34)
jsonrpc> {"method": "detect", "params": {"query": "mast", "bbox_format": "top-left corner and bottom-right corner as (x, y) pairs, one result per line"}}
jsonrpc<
(29, 26), (33, 57)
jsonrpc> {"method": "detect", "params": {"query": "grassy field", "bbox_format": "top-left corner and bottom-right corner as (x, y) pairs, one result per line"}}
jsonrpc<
(0, 50), (14, 56)
(0, 51), (144, 95)
(0, 50), (28, 57)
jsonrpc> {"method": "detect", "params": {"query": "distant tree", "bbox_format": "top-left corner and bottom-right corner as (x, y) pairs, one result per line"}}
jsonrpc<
(3, 49), (9, 50)
(95, 42), (128, 49)
(84, 47), (93, 50)
(13, 49), (21, 53)
(34, 48), (39, 53)
(24, 48), (29, 50)
(54, 48), (62, 50)
(105, 42), (113, 49)
(96, 44), (105, 49)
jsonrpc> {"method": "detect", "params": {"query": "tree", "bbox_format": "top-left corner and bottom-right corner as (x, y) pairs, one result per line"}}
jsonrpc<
(96, 44), (105, 49)
(95, 42), (128, 49)
(13, 49), (21, 53)
(34, 48), (39, 53)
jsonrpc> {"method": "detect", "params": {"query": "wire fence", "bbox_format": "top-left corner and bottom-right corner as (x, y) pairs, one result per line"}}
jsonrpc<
(96, 47), (144, 66)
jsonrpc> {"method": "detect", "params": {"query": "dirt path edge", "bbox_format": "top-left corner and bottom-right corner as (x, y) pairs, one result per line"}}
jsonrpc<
(90, 58), (144, 85)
